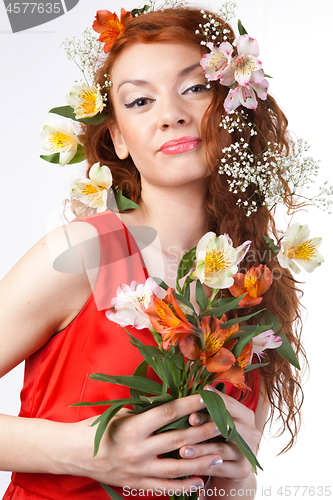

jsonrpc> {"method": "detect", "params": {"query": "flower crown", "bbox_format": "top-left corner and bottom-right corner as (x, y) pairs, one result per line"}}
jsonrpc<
(39, 1), (332, 218)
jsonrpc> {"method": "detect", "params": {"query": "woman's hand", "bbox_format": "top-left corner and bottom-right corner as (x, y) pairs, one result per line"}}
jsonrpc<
(178, 385), (267, 484)
(67, 393), (236, 492)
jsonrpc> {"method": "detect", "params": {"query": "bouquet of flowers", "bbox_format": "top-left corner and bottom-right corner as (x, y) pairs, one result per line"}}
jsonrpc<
(72, 228), (321, 499)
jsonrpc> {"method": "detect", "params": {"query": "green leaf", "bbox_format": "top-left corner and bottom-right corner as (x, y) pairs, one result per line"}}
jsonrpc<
(40, 144), (85, 165)
(176, 247), (196, 291)
(198, 390), (228, 436)
(131, 4), (150, 16)
(172, 351), (185, 371)
(93, 404), (124, 456)
(174, 292), (195, 312)
(130, 360), (148, 411)
(153, 277), (169, 291)
(200, 295), (245, 319)
(49, 105), (107, 125)
(244, 362), (269, 373)
(220, 309), (264, 330)
(196, 280), (208, 313)
(100, 482), (125, 500)
(155, 415), (190, 433)
(89, 374), (163, 395)
(115, 189), (140, 211)
(261, 310), (282, 333)
(232, 333), (255, 360)
(238, 19), (248, 36)
(263, 236), (280, 255)
(233, 432), (263, 472)
(276, 334), (300, 370)
(71, 398), (144, 407)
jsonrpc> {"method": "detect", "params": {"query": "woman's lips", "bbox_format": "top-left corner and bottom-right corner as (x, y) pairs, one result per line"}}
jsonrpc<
(159, 136), (201, 155)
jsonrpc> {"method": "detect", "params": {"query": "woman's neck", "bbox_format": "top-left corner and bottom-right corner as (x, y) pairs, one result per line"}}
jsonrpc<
(120, 179), (209, 260)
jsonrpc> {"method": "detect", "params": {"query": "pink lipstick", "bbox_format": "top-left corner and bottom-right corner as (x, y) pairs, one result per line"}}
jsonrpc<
(159, 136), (201, 155)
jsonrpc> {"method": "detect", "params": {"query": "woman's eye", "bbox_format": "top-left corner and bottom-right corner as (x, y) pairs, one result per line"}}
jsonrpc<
(124, 97), (153, 108)
(184, 84), (208, 94)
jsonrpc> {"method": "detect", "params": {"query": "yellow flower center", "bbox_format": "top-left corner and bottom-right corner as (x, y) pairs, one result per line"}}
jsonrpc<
(288, 240), (317, 261)
(81, 184), (99, 195)
(244, 274), (258, 291)
(47, 132), (76, 151)
(204, 332), (224, 357)
(204, 249), (231, 274)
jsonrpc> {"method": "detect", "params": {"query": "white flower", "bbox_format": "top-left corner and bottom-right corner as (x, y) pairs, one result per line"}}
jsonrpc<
(70, 162), (112, 212)
(41, 115), (81, 166)
(277, 223), (324, 274)
(252, 330), (282, 357)
(192, 231), (251, 289)
(66, 83), (104, 119)
(105, 278), (163, 330)
(200, 41), (234, 83)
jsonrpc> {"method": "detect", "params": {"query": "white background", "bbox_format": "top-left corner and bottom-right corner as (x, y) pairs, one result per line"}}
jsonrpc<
(0, 0), (332, 497)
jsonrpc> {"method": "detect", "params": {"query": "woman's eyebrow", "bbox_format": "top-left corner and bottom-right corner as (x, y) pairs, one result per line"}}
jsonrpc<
(117, 63), (202, 93)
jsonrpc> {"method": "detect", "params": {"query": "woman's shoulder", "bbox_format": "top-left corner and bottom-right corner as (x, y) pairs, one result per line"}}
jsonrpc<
(0, 220), (102, 376)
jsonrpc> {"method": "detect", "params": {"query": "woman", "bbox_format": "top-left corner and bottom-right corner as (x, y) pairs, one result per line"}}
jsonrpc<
(0, 5), (307, 500)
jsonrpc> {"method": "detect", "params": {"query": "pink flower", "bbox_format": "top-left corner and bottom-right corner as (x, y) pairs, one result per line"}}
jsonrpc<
(200, 42), (234, 83)
(252, 330), (282, 357)
(105, 278), (163, 330)
(224, 77), (268, 113)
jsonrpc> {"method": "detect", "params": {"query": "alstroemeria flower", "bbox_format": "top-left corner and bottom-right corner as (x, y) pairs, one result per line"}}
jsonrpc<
(233, 35), (263, 86)
(106, 277), (163, 330)
(200, 41), (234, 83)
(252, 330), (282, 357)
(224, 76), (268, 113)
(92, 8), (132, 53)
(41, 115), (81, 166)
(70, 162), (112, 212)
(67, 83), (104, 119)
(145, 288), (195, 349)
(212, 364), (250, 392)
(180, 315), (236, 372)
(192, 232), (251, 289)
(277, 223), (324, 274)
(229, 264), (273, 307)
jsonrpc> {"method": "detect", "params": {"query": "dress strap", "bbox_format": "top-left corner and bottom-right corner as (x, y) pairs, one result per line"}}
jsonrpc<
(74, 210), (149, 311)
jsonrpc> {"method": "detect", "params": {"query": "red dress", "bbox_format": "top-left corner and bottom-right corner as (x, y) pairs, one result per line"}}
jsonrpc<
(3, 211), (260, 499)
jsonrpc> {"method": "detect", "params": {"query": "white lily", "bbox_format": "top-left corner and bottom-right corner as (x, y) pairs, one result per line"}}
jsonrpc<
(41, 115), (81, 166)
(106, 278), (164, 330)
(277, 223), (324, 274)
(66, 83), (104, 119)
(192, 231), (251, 289)
(70, 162), (112, 212)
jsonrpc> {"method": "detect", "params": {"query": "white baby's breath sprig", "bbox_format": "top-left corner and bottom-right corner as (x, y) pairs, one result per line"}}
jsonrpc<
(61, 28), (105, 87)
(197, 2), (236, 46)
(218, 112), (331, 215)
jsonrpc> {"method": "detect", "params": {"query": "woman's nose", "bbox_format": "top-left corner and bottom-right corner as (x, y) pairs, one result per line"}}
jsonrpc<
(157, 96), (191, 130)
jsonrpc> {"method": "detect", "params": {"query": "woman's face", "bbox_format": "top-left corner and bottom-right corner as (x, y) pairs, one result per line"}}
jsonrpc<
(109, 42), (213, 189)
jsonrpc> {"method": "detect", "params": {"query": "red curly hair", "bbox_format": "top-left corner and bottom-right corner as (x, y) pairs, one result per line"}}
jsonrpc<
(78, 7), (306, 453)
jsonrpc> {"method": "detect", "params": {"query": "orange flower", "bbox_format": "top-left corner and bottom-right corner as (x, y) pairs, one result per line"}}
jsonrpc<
(212, 364), (250, 392)
(228, 264), (273, 307)
(212, 341), (253, 392)
(179, 316), (236, 373)
(145, 288), (194, 349)
(92, 8), (132, 53)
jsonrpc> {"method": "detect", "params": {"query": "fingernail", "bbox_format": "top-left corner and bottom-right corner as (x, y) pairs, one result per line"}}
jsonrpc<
(215, 426), (221, 436)
(192, 482), (204, 490)
(210, 458), (223, 467)
(204, 384), (215, 392)
(184, 447), (195, 457)
(194, 413), (203, 425)
(199, 397), (205, 405)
